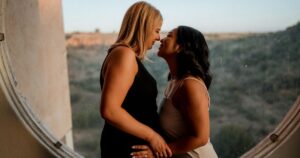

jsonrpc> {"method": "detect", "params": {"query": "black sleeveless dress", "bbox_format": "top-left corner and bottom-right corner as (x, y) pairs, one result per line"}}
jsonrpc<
(100, 51), (160, 158)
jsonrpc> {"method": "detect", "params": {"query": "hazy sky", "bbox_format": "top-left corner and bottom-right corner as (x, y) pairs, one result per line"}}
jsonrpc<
(62, 0), (300, 33)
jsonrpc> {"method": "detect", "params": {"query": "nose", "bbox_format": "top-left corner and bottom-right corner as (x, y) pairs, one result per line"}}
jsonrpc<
(156, 34), (160, 41)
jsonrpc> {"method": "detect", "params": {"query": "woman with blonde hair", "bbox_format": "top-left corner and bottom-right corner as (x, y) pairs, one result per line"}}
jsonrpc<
(100, 1), (171, 158)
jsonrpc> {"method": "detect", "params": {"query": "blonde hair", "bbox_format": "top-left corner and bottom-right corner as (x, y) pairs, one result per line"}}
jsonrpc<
(111, 1), (162, 59)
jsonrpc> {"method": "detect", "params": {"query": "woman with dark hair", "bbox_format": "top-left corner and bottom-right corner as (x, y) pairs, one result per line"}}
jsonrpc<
(132, 26), (218, 158)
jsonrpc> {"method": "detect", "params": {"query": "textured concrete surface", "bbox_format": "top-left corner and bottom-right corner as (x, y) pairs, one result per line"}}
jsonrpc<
(5, 0), (72, 140)
(0, 0), (79, 157)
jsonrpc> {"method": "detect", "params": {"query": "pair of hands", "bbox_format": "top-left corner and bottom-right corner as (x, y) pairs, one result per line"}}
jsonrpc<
(131, 145), (172, 158)
(131, 133), (172, 158)
(131, 145), (155, 158)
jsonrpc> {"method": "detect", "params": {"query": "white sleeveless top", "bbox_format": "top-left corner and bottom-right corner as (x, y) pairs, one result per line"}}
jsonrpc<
(159, 77), (218, 158)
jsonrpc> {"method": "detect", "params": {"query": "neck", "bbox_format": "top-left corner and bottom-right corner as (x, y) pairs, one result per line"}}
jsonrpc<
(165, 57), (177, 80)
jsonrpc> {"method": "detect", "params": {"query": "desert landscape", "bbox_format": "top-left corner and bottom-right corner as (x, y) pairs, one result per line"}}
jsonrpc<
(66, 22), (300, 158)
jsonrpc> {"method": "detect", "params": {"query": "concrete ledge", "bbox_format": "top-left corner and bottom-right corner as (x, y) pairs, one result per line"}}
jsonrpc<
(241, 96), (300, 158)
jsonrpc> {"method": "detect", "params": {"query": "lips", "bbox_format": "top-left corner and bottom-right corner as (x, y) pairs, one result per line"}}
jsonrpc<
(159, 45), (164, 51)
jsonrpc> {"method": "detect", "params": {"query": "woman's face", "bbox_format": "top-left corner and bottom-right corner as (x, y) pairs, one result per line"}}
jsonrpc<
(145, 20), (162, 49)
(157, 28), (180, 58)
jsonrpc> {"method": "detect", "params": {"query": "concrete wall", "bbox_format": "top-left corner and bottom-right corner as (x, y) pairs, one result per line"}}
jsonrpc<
(5, 0), (72, 140)
(0, 0), (81, 157)
(0, 85), (54, 157)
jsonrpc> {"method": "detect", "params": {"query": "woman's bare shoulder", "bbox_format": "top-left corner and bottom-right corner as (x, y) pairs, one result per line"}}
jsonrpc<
(105, 45), (138, 74)
(109, 45), (136, 59)
(181, 78), (206, 92)
(176, 78), (208, 103)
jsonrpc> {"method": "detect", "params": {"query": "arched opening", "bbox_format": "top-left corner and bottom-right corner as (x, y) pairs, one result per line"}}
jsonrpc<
(0, 0), (299, 158)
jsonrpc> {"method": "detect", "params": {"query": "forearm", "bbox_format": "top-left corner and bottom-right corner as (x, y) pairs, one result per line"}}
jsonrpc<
(102, 106), (156, 142)
(168, 135), (209, 155)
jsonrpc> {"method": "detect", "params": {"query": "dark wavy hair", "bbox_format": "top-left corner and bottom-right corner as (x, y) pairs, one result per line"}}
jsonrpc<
(175, 26), (212, 89)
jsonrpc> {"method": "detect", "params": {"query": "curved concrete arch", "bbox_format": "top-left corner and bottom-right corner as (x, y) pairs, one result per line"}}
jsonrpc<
(0, 0), (82, 157)
(0, 0), (299, 158)
(241, 96), (300, 158)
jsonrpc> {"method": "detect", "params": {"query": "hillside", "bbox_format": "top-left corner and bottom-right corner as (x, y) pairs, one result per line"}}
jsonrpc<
(207, 22), (300, 157)
(66, 22), (300, 158)
(66, 32), (118, 47)
(65, 31), (256, 47)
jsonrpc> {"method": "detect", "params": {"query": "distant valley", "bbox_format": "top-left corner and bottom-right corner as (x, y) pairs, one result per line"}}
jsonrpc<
(66, 22), (300, 158)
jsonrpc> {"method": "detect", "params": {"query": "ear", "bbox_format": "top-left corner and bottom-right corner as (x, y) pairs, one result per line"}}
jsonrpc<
(175, 44), (181, 53)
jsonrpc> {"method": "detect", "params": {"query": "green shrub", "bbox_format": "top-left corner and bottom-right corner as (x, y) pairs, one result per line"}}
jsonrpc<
(213, 125), (255, 158)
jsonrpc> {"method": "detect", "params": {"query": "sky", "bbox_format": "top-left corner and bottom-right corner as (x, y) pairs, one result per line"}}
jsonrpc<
(62, 0), (300, 33)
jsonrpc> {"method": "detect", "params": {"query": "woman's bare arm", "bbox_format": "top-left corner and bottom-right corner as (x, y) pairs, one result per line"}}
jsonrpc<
(169, 79), (210, 154)
(100, 46), (171, 157)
